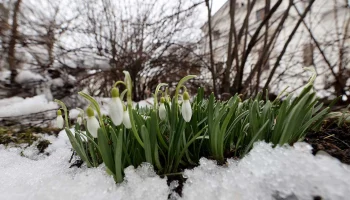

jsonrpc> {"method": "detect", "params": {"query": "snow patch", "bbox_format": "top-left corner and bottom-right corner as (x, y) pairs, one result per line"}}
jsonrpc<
(69, 108), (81, 119)
(0, 69), (10, 82)
(180, 142), (350, 200)
(0, 130), (169, 200)
(51, 78), (64, 87)
(0, 96), (24, 107)
(136, 98), (154, 108)
(0, 95), (58, 117)
(15, 70), (44, 84)
(0, 131), (349, 200)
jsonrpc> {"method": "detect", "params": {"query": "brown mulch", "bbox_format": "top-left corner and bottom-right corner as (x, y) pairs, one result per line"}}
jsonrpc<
(305, 122), (350, 165)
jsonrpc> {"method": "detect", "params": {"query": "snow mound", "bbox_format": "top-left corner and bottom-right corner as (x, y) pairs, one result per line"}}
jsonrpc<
(15, 70), (44, 84)
(0, 95), (58, 117)
(0, 130), (349, 200)
(0, 130), (169, 200)
(181, 142), (350, 200)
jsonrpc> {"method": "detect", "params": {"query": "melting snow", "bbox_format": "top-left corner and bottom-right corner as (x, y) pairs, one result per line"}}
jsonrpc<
(0, 130), (349, 200)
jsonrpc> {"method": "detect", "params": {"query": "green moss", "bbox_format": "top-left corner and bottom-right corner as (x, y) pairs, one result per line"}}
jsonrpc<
(0, 126), (60, 146)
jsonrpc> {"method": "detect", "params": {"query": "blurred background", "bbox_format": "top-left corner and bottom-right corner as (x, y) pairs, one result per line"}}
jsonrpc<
(0, 0), (349, 126)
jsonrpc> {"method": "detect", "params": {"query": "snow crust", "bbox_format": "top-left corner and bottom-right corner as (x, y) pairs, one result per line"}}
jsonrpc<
(0, 95), (58, 117)
(0, 130), (349, 200)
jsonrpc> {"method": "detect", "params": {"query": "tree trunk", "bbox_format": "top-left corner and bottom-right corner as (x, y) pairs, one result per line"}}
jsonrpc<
(222, 0), (236, 94)
(205, 0), (218, 96)
(8, 0), (22, 84)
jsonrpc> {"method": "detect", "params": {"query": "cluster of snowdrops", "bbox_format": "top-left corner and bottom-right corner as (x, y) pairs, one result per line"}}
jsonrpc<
(55, 69), (331, 183)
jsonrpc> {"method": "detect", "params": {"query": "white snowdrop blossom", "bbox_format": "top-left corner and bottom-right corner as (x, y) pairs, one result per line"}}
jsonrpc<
(86, 107), (100, 138)
(181, 92), (192, 122)
(123, 109), (132, 129)
(77, 116), (82, 125)
(108, 87), (124, 126)
(56, 110), (64, 129)
(159, 97), (167, 121)
(167, 96), (172, 109)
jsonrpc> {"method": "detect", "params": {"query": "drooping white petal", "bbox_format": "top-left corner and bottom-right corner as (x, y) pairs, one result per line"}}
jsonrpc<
(56, 115), (64, 129)
(123, 110), (132, 129)
(87, 116), (100, 138)
(168, 102), (172, 109)
(181, 100), (192, 122)
(108, 97), (124, 126)
(159, 103), (166, 120)
(77, 116), (82, 125)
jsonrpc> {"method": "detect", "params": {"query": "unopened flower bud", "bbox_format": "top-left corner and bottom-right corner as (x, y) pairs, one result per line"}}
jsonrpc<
(86, 107), (100, 138)
(56, 110), (64, 129)
(159, 97), (166, 121)
(123, 107), (132, 129)
(167, 96), (172, 109)
(77, 115), (82, 125)
(181, 92), (192, 122)
(109, 87), (124, 126)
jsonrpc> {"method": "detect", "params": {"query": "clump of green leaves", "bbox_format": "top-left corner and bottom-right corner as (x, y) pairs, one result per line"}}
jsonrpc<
(56, 69), (330, 183)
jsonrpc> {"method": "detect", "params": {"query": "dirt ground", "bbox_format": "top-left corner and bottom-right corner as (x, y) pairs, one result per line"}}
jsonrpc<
(305, 122), (350, 165)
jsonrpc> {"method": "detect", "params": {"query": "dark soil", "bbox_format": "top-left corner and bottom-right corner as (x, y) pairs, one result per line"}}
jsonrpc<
(305, 122), (350, 165)
(37, 140), (52, 153)
(166, 174), (187, 199)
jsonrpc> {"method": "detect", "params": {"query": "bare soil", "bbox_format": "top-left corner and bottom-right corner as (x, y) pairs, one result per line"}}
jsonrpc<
(305, 122), (350, 164)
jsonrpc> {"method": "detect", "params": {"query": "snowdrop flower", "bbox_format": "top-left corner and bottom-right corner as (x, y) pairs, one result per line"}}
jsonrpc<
(77, 115), (82, 125)
(86, 107), (100, 138)
(181, 91), (192, 122)
(56, 110), (64, 129)
(108, 87), (124, 126)
(159, 97), (166, 121)
(123, 107), (132, 129)
(167, 96), (172, 109)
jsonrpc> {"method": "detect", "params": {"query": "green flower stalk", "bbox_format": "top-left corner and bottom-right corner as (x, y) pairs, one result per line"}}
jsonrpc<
(174, 75), (197, 110)
(153, 83), (168, 110)
(123, 71), (144, 147)
(181, 91), (192, 122)
(108, 87), (124, 126)
(159, 97), (166, 121)
(86, 107), (100, 138)
(56, 110), (64, 129)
